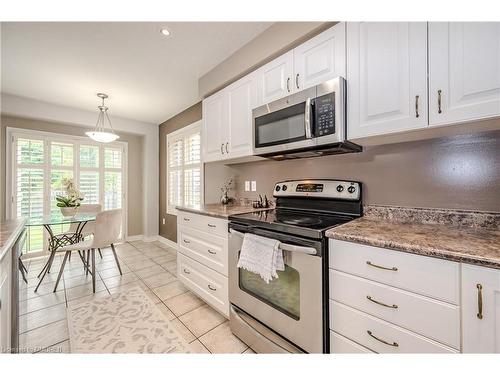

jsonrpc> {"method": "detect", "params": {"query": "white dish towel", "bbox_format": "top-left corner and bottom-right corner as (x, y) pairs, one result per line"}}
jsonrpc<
(237, 233), (285, 284)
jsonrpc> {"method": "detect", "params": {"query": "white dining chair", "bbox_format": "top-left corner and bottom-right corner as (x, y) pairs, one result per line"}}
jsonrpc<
(54, 204), (103, 261)
(52, 209), (123, 293)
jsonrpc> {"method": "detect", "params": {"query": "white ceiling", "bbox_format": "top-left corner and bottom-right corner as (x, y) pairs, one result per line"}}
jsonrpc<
(1, 22), (272, 124)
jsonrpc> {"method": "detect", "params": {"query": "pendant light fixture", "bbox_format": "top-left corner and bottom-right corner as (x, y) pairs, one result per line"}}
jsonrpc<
(85, 93), (119, 143)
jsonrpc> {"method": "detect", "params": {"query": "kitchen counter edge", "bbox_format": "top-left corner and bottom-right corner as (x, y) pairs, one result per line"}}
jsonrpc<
(175, 204), (271, 220)
(326, 217), (500, 270)
(0, 218), (27, 261)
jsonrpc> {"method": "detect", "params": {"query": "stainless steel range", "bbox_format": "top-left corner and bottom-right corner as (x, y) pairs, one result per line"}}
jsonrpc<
(228, 179), (362, 353)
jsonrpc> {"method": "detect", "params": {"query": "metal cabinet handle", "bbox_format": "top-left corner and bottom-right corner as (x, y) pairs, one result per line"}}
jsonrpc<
(367, 295), (398, 309)
(367, 330), (399, 347)
(366, 261), (398, 272)
(415, 95), (420, 118)
(221, 143), (224, 155)
(286, 77), (291, 93)
(207, 224), (216, 228)
(183, 218), (190, 222)
(477, 283), (483, 319)
(437, 90), (442, 114)
(207, 249), (217, 255)
(225, 142), (229, 154)
(295, 73), (300, 89)
(183, 268), (190, 274)
(208, 284), (217, 291)
(183, 239), (190, 244)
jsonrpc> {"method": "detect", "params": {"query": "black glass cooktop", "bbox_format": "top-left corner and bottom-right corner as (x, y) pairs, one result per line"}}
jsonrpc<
(229, 208), (354, 239)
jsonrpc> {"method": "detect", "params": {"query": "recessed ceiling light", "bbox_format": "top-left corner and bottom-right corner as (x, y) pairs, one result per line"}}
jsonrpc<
(160, 27), (170, 37)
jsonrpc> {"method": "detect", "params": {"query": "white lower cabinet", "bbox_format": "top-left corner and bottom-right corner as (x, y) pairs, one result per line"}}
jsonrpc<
(330, 269), (460, 348)
(177, 212), (229, 317)
(330, 331), (374, 354)
(462, 264), (500, 353)
(329, 239), (460, 353)
(330, 301), (458, 353)
(0, 251), (12, 352)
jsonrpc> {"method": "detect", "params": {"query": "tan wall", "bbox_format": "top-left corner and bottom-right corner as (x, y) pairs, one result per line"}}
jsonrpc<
(1, 115), (144, 236)
(159, 102), (202, 242)
(204, 130), (500, 212)
(198, 22), (334, 97)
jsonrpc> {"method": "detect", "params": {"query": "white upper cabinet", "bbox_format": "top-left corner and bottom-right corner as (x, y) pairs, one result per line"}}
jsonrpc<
(293, 22), (346, 91)
(226, 73), (256, 159)
(429, 22), (500, 126)
(347, 22), (428, 139)
(462, 264), (500, 353)
(203, 74), (256, 163)
(256, 51), (293, 106)
(202, 90), (229, 163)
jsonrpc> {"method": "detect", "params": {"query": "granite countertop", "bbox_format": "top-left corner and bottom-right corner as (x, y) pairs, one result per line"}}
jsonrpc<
(0, 218), (27, 261)
(326, 206), (500, 269)
(176, 203), (271, 219)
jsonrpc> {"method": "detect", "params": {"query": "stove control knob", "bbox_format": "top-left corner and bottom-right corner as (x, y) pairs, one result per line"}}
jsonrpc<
(336, 185), (344, 192)
(275, 185), (281, 192)
(347, 186), (356, 194)
(282, 185), (287, 191)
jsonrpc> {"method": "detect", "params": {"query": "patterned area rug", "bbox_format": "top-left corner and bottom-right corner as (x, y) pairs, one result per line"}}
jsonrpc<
(67, 287), (191, 353)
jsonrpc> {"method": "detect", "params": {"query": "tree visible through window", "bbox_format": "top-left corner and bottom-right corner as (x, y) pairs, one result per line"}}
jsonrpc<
(167, 122), (202, 214)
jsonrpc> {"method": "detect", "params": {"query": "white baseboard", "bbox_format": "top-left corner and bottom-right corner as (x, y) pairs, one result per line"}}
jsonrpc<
(157, 235), (178, 250)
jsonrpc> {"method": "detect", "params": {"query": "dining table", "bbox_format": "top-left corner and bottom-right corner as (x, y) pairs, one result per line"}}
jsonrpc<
(26, 213), (96, 292)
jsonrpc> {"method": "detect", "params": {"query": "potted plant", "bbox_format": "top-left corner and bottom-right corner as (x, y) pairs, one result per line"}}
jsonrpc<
(56, 178), (84, 217)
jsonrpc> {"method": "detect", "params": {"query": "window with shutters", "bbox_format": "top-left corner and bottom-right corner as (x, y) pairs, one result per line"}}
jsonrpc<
(7, 129), (127, 256)
(166, 121), (202, 215)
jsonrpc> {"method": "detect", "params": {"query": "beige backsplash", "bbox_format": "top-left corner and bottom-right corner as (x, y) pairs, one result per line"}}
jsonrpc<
(204, 130), (500, 212)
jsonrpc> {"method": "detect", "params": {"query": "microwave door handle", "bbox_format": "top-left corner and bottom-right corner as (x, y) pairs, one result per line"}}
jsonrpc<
(304, 98), (313, 139)
(229, 229), (317, 256)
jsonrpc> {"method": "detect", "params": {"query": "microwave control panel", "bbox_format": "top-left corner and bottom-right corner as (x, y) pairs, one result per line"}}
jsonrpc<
(313, 93), (335, 137)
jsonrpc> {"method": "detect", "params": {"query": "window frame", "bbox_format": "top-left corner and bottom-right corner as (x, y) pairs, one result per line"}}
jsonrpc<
(6, 127), (128, 258)
(166, 120), (203, 216)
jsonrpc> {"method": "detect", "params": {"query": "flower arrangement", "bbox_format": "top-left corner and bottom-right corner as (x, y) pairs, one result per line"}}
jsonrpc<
(220, 178), (233, 205)
(56, 178), (85, 208)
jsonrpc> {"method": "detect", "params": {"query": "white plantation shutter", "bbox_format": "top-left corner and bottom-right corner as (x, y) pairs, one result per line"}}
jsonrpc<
(79, 171), (100, 204)
(10, 130), (127, 255)
(167, 121), (202, 214)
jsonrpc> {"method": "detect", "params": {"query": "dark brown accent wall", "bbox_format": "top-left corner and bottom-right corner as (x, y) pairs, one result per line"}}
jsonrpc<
(1, 115), (144, 236)
(205, 129), (500, 212)
(159, 102), (202, 242)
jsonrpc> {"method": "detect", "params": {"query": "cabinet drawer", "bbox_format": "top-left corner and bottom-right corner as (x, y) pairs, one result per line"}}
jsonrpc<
(329, 269), (460, 348)
(178, 226), (228, 276)
(329, 239), (460, 304)
(177, 253), (229, 317)
(330, 331), (374, 353)
(330, 300), (458, 353)
(178, 211), (228, 238)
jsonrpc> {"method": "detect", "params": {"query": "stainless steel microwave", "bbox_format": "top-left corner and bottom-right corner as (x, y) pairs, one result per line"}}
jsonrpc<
(252, 77), (361, 159)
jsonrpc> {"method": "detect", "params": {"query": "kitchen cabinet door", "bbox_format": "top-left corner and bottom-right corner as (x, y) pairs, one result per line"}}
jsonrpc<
(347, 22), (428, 139)
(429, 22), (500, 126)
(227, 74), (256, 159)
(202, 90), (229, 163)
(462, 264), (500, 353)
(0, 254), (12, 352)
(293, 23), (346, 91)
(255, 51), (293, 106)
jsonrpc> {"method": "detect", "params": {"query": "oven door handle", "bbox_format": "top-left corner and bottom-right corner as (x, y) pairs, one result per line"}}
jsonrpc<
(229, 229), (317, 255)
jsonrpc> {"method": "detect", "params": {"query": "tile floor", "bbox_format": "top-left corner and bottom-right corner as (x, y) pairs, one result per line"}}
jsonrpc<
(18, 240), (254, 354)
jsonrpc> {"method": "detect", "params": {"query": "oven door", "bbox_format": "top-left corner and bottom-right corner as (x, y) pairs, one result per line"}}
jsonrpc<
(252, 86), (317, 156)
(228, 224), (323, 353)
